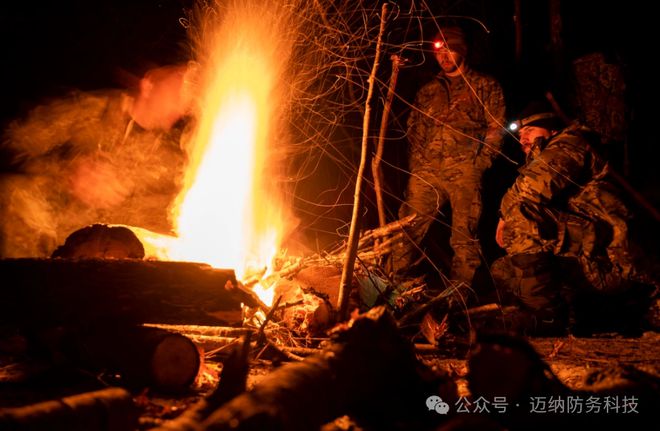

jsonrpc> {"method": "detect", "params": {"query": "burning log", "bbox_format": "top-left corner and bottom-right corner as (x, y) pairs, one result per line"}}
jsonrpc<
(181, 306), (446, 431)
(0, 387), (137, 431)
(0, 258), (258, 327)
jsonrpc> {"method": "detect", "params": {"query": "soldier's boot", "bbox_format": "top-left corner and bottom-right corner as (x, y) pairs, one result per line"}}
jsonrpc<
(508, 252), (568, 336)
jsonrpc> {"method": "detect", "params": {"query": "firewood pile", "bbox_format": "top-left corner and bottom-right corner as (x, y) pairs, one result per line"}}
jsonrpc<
(246, 214), (418, 279)
(241, 213), (447, 333)
(2, 221), (658, 430)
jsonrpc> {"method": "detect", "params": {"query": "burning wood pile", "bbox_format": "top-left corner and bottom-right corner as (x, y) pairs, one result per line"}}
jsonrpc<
(2, 279), (658, 431)
(0, 215), (480, 430)
(2, 0), (659, 428)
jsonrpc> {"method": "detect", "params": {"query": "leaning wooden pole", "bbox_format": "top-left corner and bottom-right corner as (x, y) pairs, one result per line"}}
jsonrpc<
(337, 3), (390, 319)
(372, 54), (401, 229)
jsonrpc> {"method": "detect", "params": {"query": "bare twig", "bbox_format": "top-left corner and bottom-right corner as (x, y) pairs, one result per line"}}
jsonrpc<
(256, 296), (283, 345)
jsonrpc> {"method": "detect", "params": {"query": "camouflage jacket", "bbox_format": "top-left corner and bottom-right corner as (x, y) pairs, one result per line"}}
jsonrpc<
(406, 67), (505, 171)
(500, 124), (630, 255)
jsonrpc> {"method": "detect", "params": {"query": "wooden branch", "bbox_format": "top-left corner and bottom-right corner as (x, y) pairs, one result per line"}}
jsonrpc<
(141, 325), (258, 357)
(242, 258), (306, 289)
(0, 387), (137, 431)
(372, 54), (401, 228)
(178, 334), (238, 353)
(143, 324), (253, 338)
(338, 3), (391, 319)
(0, 259), (257, 327)
(357, 214), (416, 248)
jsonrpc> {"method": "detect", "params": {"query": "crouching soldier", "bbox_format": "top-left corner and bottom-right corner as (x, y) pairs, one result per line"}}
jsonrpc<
(493, 101), (655, 335)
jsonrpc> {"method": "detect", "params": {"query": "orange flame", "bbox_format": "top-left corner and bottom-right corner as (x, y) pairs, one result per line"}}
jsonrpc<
(138, 2), (293, 307)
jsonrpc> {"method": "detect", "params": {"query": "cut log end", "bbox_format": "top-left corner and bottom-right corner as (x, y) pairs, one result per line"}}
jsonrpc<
(151, 334), (201, 392)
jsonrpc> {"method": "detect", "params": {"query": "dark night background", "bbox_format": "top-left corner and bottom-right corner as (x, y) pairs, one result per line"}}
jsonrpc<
(1, 0), (658, 259)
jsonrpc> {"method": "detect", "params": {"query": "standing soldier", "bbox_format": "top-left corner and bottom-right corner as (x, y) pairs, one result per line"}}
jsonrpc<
(392, 26), (506, 286)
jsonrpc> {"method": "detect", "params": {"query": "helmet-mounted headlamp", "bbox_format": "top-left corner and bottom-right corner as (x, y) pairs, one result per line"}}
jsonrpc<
(508, 112), (558, 132)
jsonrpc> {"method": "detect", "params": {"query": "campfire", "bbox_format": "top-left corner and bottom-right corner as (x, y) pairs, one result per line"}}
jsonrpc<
(2, 1), (658, 430)
(129, 1), (297, 310)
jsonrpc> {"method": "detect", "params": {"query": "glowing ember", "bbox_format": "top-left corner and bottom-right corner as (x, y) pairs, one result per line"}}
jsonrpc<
(137, 1), (294, 306)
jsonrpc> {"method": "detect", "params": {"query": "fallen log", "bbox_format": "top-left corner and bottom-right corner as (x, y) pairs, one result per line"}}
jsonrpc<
(0, 387), (137, 431)
(191, 306), (448, 431)
(0, 258), (258, 327)
(77, 326), (201, 392)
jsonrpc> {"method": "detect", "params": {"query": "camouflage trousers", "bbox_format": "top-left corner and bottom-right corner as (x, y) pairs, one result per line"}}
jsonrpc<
(501, 199), (648, 294)
(392, 160), (483, 284)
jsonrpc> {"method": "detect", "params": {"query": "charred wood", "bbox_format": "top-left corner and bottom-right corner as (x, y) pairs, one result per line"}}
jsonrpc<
(0, 258), (257, 327)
